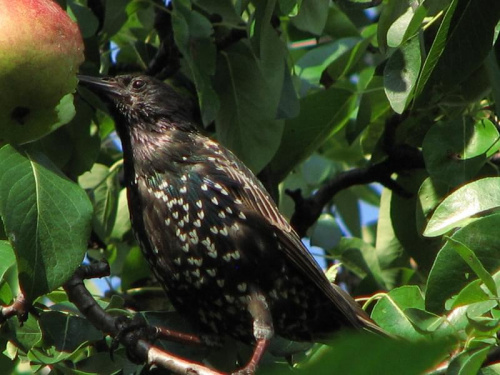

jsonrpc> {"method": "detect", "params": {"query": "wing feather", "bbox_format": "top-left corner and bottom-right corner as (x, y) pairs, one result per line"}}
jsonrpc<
(202, 145), (375, 330)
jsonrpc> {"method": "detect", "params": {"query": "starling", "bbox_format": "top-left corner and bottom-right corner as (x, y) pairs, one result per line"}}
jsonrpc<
(78, 75), (383, 374)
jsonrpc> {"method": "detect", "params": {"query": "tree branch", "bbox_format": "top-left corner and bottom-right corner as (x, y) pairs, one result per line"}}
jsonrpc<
(0, 293), (30, 324)
(288, 114), (425, 237)
(63, 262), (224, 375)
(146, 1), (181, 80)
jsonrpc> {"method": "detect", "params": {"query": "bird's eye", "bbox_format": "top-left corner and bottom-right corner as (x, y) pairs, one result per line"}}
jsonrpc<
(131, 79), (145, 90)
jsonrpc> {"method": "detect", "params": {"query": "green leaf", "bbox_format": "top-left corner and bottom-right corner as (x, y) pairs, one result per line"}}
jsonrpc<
(426, 214), (500, 313)
(0, 352), (15, 374)
(447, 346), (490, 375)
(79, 163), (119, 241)
(0, 240), (15, 283)
(67, 0), (99, 38)
(121, 246), (151, 291)
(424, 177), (500, 237)
(73, 351), (139, 374)
(403, 308), (445, 333)
(0, 146), (93, 300)
(485, 51), (500, 114)
(39, 311), (102, 354)
(31, 98), (100, 180)
(276, 66), (300, 119)
(102, 0), (128, 38)
(480, 364), (500, 374)
(416, 177), (450, 232)
(110, 188), (131, 240)
(6, 314), (42, 353)
(291, 0), (330, 35)
(172, 0), (220, 125)
(386, 4), (426, 47)
(325, 36), (373, 81)
(422, 118), (495, 188)
(194, 0), (242, 27)
(0, 280), (13, 304)
(384, 36), (422, 114)
(445, 237), (497, 296)
(295, 37), (360, 85)
(371, 285), (427, 339)
(414, 0), (500, 103)
(334, 189), (361, 238)
(266, 87), (355, 183)
(448, 279), (491, 309)
(324, 4), (360, 39)
(467, 316), (500, 333)
(374, 187), (410, 277)
(351, 75), (391, 143)
(310, 213), (341, 250)
(377, 0), (411, 53)
(295, 332), (451, 375)
(214, 44), (284, 173)
(0, 92), (76, 146)
(331, 237), (387, 292)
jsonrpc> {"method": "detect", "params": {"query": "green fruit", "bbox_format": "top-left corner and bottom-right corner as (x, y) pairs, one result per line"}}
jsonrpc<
(0, 0), (84, 144)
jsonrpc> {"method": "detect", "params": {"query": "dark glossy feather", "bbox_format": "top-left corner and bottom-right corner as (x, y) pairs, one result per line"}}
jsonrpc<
(78, 74), (384, 346)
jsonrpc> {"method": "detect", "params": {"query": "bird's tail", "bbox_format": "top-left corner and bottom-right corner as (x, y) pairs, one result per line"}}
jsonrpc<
(330, 284), (394, 338)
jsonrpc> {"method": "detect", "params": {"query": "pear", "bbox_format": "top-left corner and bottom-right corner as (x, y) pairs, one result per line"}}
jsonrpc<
(0, 0), (84, 144)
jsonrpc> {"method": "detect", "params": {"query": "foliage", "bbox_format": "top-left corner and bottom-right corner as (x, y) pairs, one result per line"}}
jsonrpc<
(1, 0), (500, 374)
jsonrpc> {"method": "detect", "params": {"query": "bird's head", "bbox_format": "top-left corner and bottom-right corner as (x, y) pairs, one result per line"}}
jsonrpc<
(78, 74), (195, 135)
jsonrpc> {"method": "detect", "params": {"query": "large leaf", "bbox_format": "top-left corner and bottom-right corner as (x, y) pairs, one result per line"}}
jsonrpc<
(377, 0), (412, 53)
(386, 3), (426, 48)
(5, 314), (42, 353)
(79, 163), (119, 241)
(293, 332), (451, 375)
(371, 285), (427, 340)
(67, 0), (99, 38)
(102, 0), (128, 38)
(330, 237), (387, 292)
(0, 146), (92, 300)
(388, 172), (441, 274)
(214, 43), (284, 173)
(426, 214), (500, 313)
(384, 36), (421, 114)
(424, 177), (500, 237)
(422, 118), (497, 188)
(414, 0), (500, 103)
(266, 87), (356, 183)
(39, 311), (102, 354)
(350, 75), (391, 143)
(0, 241), (15, 284)
(295, 37), (360, 85)
(172, 0), (220, 125)
(291, 0), (330, 35)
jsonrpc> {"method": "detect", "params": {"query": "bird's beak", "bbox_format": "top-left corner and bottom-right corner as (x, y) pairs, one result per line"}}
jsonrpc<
(77, 75), (124, 99)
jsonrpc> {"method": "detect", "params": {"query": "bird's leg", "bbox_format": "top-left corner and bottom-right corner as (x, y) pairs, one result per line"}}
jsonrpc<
(233, 289), (274, 375)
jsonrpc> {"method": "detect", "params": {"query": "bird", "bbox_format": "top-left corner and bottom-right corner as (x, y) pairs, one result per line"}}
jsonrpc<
(78, 74), (384, 374)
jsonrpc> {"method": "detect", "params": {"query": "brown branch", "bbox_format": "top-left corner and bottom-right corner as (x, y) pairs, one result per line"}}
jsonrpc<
(144, 1), (182, 80)
(0, 293), (30, 324)
(63, 261), (224, 375)
(288, 114), (424, 237)
(288, 113), (425, 237)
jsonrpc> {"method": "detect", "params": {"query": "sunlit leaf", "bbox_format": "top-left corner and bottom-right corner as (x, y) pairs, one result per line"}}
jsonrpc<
(0, 146), (92, 300)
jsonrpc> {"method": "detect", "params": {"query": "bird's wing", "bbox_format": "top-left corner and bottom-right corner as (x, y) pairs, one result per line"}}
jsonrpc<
(203, 147), (375, 330)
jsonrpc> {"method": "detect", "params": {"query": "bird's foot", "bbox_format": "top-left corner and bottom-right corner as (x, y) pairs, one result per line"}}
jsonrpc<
(111, 314), (157, 363)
